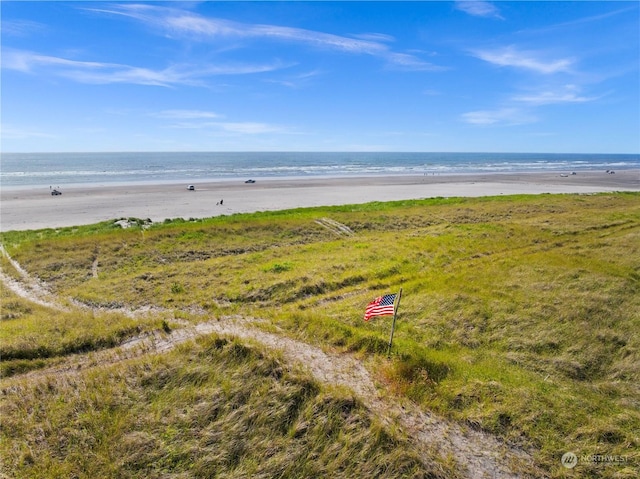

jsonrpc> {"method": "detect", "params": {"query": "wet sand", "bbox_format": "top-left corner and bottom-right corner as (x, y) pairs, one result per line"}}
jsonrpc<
(1, 170), (638, 232)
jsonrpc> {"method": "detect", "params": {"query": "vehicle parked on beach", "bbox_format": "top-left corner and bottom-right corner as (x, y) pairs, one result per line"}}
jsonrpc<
(51, 189), (62, 196)
(187, 185), (195, 190)
(244, 179), (256, 183)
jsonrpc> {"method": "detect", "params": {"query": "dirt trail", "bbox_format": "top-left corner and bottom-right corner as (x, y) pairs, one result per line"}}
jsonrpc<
(200, 318), (538, 478)
(0, 244), (68, 311)
(1, 246), (541, 479)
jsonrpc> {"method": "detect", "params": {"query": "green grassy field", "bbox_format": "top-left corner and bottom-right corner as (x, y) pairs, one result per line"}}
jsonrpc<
(1, 192), (639, 478)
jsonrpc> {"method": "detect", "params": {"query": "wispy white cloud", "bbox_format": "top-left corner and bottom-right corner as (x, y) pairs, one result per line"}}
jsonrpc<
(386, 52), (445, 72)
(153, 110), (222, 119)
(2, 49), (288, 86)
(518, 5), (637, 35)
(455, 1), (503, 20)
(461, 86), (597, 127)
(462, 85), (599, 127)
(471, 46), (574, 74)
(3, 49), (107, 73)
(1, 19), (48, 37)
(214, 122), (288, 134)
(155, 115), (292, 135)
(512, 85), (598, 105)
(350, 32), (395, 43)
(461, 108), (537, 126)
(264, 69), (324, 88)
(2, 50), (199, 86)
(1, 124), (57, 140)
(88, 3), (440, 71)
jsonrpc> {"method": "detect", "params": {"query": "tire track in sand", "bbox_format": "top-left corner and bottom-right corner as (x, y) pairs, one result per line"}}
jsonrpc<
(1, 246), (541, 479)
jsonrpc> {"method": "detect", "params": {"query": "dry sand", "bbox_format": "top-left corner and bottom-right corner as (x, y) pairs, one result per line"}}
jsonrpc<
(1, 170), (638, 232)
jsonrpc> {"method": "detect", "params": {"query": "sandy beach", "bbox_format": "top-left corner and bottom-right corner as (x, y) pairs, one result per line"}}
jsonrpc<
(1, 170), (638, 232)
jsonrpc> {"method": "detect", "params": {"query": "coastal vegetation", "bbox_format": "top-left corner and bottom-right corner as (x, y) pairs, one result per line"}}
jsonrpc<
(1, 192), (639, 478)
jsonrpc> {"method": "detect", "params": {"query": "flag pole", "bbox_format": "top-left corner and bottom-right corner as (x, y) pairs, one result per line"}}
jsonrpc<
(387, 288), (402, 357)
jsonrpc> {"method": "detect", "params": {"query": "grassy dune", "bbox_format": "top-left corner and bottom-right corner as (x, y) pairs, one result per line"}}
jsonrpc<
(2, 335), (442, 479)
(1, 192), (639, 478)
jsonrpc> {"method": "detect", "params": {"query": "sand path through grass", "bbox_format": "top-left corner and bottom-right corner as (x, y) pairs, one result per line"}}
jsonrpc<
(1, 245), (540, 478)
(0, 244), (68, 311)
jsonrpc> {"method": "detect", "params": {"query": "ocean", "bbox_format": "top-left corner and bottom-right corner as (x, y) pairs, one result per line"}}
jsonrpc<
(2, 152), (638, 189)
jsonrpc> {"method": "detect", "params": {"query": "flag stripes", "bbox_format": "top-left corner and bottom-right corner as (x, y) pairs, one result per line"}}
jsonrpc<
(364, 293), (397, 321)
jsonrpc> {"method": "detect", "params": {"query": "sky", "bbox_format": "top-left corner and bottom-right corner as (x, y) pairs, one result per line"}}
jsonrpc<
(1, 1), (639, 153)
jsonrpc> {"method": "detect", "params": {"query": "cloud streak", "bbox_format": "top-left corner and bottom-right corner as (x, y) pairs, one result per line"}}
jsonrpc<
(1, 19), (48, 37)
(164, 121), (293, 135)
(214, 122), (288, 134)
(461, 85), (599, 127)
(150, 109), (293, 135)
(455, 1), (503, 20)
(512, 85), (598, 105)
(518, 5), (637, 35)
(461, 108), (537, 126)
(2, 4), (443, 89)
(471, 46), (574, 74)
(153, 110), (222, 120)
(89, 3), (441, 71)
(2, 49), (287, 86)
(1, 124), (57, 140)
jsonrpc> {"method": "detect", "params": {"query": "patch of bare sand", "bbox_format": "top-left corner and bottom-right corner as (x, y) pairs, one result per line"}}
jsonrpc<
(2, 170), (638, 231)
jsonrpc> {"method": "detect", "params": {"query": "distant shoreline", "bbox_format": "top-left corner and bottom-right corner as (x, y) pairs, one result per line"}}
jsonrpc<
(2, 170), (638, 232)
(3, 151), (638, 190)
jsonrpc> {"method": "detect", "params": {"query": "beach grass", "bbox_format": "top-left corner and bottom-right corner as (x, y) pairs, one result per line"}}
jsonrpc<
(1, 192), (639, 478)
(0, 281), (170, 377)
(2, 335), (446, 479)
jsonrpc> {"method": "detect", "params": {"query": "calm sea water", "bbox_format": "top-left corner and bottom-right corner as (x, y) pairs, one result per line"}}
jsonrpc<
(2, 152), (638, 188)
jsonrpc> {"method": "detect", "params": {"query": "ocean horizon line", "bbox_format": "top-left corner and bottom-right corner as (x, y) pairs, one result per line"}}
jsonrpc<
(4, 150), (640, 155)
(3, 151), (638, 189)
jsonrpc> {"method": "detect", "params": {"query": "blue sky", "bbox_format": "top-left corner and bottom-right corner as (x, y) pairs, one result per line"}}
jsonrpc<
(2, 1), (638, 153)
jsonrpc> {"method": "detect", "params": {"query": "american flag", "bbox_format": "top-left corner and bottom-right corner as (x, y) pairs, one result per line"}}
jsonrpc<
(364, 294), (397, 321)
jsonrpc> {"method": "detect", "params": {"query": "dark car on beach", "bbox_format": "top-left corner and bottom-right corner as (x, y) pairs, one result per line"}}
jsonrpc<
(51, 189), (62, 196)
(244, 179), (256, 183)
